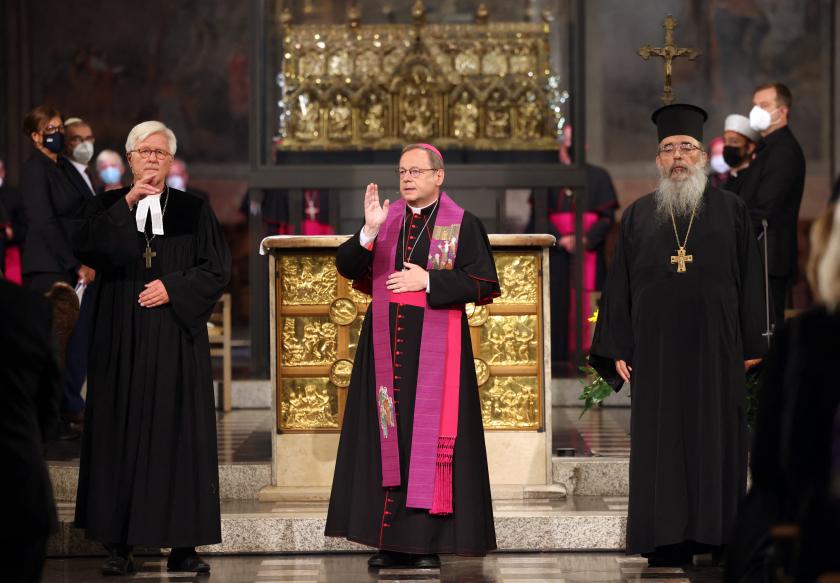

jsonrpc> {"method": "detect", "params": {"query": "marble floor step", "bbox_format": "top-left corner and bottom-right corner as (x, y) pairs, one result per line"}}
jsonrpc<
(552, 457), (629, 497)
(48, 461), (271, 502)
(49, 496), (627, 556)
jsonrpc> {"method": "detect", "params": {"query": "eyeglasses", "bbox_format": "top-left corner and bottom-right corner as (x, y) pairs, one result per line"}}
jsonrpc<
(43, 124), (64, 134)
(658, 142), (705, 156)
(131, 148), (172, 161)
(396, 168), (439, 178)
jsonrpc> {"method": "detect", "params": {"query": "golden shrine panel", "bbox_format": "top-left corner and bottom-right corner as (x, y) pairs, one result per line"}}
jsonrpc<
(276, 3), (565, 151)
(275, 248), (545, 432)
(494, 253), (539, 304)
(479, 315), (539, 366)
(281, 316), (338, 366)
(479, 376), (540, 429)
(280, 255), (338, 305)
(280, 378), (339, 430)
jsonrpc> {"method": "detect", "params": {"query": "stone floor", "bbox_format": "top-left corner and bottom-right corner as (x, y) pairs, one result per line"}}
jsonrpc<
(42, 552), (723, 583)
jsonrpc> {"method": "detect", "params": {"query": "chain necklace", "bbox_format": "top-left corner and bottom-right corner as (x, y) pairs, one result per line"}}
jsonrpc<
(401, 198), (439, 267)
(140, 186), (170, 269)
(669, 203), (698, 273)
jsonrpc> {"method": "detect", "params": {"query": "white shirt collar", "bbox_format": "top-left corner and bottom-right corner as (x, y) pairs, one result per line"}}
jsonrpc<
(135, 191), (165, 235)
(407, 198), (438, 215)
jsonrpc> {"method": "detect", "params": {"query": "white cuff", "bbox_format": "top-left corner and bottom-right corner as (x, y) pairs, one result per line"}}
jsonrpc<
(426, 273), (430, 293)
(359, 228), (376, 247)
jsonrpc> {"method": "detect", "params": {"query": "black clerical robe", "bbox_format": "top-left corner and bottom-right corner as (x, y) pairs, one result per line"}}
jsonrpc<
(71, 187), (230, 547)
(590, 186), (766, 555)
(325, 202), (499, 555)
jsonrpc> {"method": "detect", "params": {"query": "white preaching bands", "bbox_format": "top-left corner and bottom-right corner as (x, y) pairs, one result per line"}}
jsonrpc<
(136, 192), (165, 235)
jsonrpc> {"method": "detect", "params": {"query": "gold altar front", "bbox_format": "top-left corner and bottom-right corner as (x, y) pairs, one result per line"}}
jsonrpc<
(260, 234), (554, 500)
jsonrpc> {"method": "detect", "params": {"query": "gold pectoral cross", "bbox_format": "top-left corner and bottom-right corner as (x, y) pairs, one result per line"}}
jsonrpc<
(671, 246), (693, 273)
(143, 244), (156, 269)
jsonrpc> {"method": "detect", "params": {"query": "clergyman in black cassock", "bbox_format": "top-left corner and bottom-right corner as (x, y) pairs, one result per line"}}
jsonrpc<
(590, 105), (767, 565)
(71, 122), (230, 575)
(325, 144), (499, 566)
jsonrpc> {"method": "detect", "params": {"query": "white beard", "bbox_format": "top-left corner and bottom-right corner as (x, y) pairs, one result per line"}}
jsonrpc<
(655, 162), (708, 221)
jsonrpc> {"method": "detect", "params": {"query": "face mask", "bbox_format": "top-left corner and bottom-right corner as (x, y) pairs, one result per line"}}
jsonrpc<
(43, 131), (65, 154)
(749, 105), (777, 132)
(723, 145), (747, 168)
(166, 175), (186, 191)
(72, 141), (94, 165)
(710, 154), (729, 174)
(99, 166), (122, 185)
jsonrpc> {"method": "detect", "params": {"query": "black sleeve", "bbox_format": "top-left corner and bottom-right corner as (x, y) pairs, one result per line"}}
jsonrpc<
(160, 201), (231, 337)
(71, 189), (140, 270)
(427, 213), (500, 307)
(747, 144), (804, 228)
(20, 158), (81, 272)
(588, 205), (634, 391)
(336, 226), (374, 280)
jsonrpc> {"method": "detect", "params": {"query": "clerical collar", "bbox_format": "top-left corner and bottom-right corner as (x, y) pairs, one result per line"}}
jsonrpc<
(135, 188), (167, 235)
(407, 198), (439, 215)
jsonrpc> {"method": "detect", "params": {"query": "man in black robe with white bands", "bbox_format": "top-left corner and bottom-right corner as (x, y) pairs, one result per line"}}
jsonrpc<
(590, 104), (767, 567)
(325, 144), (499, 569)
(72, 121), (230, 576)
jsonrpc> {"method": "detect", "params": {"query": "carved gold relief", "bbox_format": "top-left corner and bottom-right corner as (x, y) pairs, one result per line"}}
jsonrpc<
(348, 316), (365, 360)
(480, 315), (538, 366)
(329, 359), (353, 388)
(277, 11), (560, 151)
(479, 376), (539, 429)
(281, 378), (339, 429)
(347, 282), (371, 305)
(495, 254), (538, 304)
(281, 317), (338, 366)
(466, 303), (489, 327)
(474, 357), (490, 386)
(329, 297), (358, 326)
(280, 255), (337, 305)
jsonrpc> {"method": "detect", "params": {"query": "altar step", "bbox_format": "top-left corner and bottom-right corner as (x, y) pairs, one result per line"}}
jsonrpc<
(49, 497), (628, 556)
(48, 456), (630, 506)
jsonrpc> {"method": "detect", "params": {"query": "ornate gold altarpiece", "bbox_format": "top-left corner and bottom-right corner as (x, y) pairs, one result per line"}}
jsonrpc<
(276, 2), (566, 151)
(259, 234), (555, 500)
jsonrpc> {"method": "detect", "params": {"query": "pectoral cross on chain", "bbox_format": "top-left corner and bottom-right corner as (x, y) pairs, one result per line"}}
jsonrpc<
(671, 247), (693, 273)
(143, 244), (156, 269)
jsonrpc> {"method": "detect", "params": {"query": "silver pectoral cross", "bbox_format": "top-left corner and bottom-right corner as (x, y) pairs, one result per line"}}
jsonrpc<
(143, 244), (156, 269)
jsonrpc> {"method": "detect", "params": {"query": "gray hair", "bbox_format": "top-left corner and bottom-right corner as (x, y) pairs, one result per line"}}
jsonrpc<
(125, 121), (177, 155)
(654, 158), (708, 221)
(96, 149), (125, 169)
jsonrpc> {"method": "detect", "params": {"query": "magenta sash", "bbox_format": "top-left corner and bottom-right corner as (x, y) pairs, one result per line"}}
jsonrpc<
(550, 211), (598, 352)
(370, 193), (464, 514)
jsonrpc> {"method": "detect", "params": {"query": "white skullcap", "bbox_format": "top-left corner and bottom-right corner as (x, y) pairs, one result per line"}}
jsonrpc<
(724, 114), (761, 143)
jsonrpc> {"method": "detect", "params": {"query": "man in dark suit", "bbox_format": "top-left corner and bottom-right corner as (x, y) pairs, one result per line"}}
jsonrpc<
(738, 83), (806, 329)
(58, 118), (99, 431)
(0, 280), (62, 582)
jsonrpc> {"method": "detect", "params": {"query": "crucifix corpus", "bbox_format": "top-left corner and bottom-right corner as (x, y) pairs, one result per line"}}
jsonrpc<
(638, 15), (700, 105)
(670, 247), (693, 273)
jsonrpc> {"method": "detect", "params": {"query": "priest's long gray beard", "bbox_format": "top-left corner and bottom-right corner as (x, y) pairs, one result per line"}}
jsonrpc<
(655, 162), (708, 221)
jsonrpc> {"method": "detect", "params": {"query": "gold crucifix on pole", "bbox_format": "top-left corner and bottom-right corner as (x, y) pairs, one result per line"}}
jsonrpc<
(638, 15), (700, 105)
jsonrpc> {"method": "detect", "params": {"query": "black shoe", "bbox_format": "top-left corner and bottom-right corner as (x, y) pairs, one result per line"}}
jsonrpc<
(101, 552), (134, 576)
(411, 554), (441, 569)
(643, 550), (693, 568)
(57, 419), (81, 440)
(167, 553), (210, 573)
(367, 550), (411, 569)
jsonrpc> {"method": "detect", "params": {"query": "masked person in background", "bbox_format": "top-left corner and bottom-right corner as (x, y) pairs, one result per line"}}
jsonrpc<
(737, 82), (806, 329)
(60, 118), (99, 198)
(708, 136), (729, 189)
(20, 105), (90, 295)
(166, 158), (209, 201)
(96, 149), (126, 192)
(720, 114), (761, 194)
